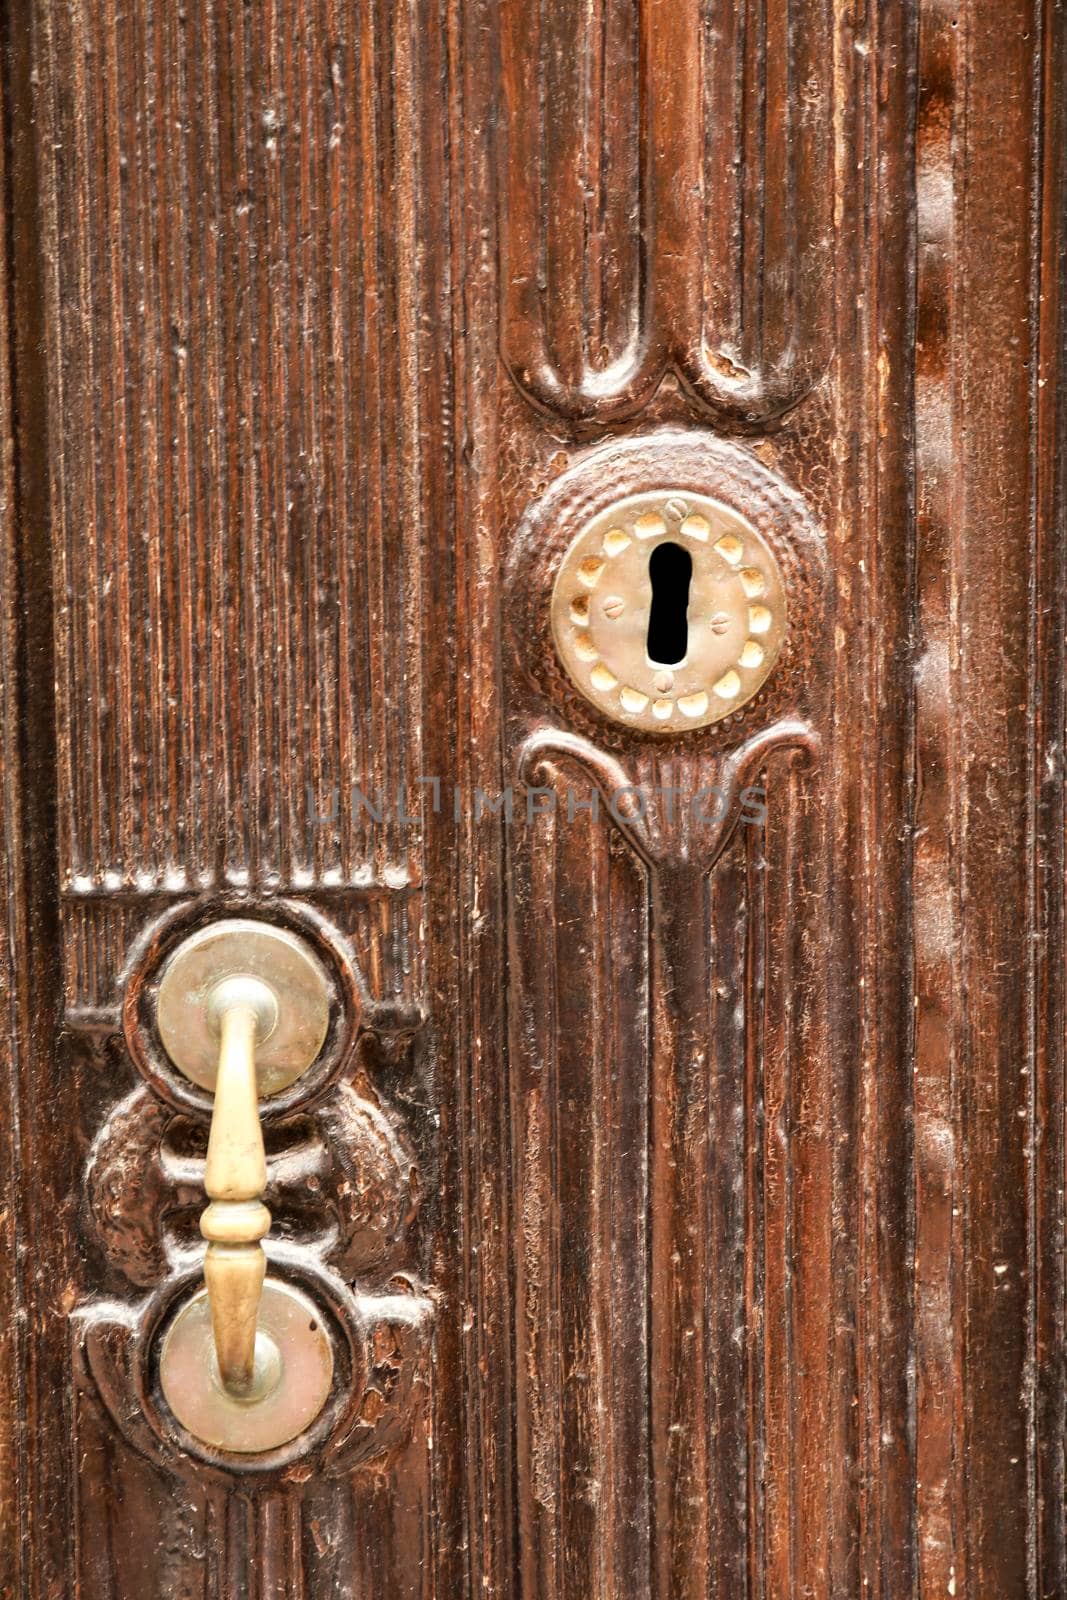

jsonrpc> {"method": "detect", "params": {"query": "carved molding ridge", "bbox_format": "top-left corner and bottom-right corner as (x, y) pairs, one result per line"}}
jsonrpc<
(499, 0), (834, 425)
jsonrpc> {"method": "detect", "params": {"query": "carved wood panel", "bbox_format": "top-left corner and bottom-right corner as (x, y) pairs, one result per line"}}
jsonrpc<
(498, 0), (833, 424)
(0, 0), (1065, 1597)
(17, 0), (451, 1593)
(502, 429), (826, 1599)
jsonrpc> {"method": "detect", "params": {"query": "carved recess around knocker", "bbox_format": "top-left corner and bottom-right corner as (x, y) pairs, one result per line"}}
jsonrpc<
(76, 896), (432, 1480)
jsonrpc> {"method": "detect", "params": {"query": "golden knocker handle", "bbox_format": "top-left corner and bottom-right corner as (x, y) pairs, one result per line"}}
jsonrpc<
(199, 978), (277, 1398)
(154, 919), (336, 1452)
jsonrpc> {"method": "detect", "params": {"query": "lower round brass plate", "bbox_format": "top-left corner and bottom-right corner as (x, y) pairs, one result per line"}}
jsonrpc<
(159, 1280), (335, 1454)
(156, 919), (331, 1096)
(550, 489), (787, 732)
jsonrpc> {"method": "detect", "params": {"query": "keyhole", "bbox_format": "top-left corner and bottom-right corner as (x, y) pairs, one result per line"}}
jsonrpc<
(646, 541), (693, 666)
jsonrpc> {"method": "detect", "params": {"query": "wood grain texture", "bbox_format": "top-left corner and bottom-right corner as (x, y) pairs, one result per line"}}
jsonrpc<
(1, 0), (1066, 1595)
(0, 38), (25, 1599)
(38, 0), (427, 907)
(491, 5), (911, 1596)
(913, 1), (1067, 1594)
(2, 4), (72, 1595)
(1034, 6), (1067, 1592)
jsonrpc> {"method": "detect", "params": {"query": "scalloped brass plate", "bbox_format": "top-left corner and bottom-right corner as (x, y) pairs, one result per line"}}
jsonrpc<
(550, 490), (787, 732)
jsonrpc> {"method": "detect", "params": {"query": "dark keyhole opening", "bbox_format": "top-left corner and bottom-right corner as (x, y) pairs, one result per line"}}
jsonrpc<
(646, 541), (693, 666)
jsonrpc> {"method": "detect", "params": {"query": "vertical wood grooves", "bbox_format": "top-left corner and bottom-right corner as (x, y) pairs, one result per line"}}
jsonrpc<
(912, 0), (1065, 1591)
(441, 1), (519, 1597)
(743, 819), (767, 1597)
(2, 1), (64, 1593)
(31, 0), (446, 1594)
(511, 800), (658, 1600)
(41, 0), (427, 898)
(645, 863), (713, 1600)
(765, 767), (797, 1598)
(1024, 13), (1042, 1595)
(848, 0), (917, 1593)
(508, 787), (801, 1598)
(0, 35), (24, 1593)
(3, 0), (1065, 1594)
(1033, 2), (1067, 1591)
(913, 1), (960, 1589)
(706, 838), (750, 1597)
(496, 0), (902, 1582)
(0, 30), (27, 1599)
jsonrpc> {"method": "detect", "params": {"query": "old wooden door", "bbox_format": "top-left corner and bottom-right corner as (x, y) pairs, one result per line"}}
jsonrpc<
(1, 0), (1064, 1595)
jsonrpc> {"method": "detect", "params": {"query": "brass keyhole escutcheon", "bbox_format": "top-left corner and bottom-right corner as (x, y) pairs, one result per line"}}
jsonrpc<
(550, 491), (788, 732)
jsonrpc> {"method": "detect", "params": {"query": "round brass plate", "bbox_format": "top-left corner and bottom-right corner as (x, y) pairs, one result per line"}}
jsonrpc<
(159, 1280), (335, 1453)
(550, 490), (787, 732)
(156, 919), (330, 1096)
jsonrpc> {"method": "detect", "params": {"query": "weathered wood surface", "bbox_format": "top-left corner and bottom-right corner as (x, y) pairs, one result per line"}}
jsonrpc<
(0, 0), (1064, 1595)
(0, 40), (24, 1600)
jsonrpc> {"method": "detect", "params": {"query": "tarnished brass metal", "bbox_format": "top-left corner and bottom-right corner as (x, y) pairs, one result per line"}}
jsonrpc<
(550, 490), (788, 733)
(156, 918), (331, 1096)
(199, 980), (275, 1397)
(159, 1281), (334, 1454)
(155, 920), (333, 1451)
